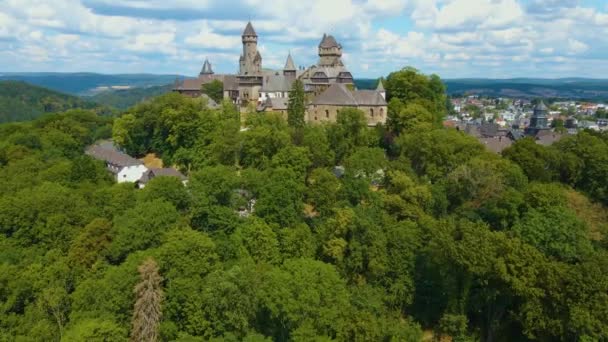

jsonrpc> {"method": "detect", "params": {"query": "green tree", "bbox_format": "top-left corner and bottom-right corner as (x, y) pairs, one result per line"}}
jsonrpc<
(202, 80), (224, 104)
(62, 319), (127, 341)
(385, 67), (447, 125)
(259, 259), (350, 340)
(512, 207), (593, 263)
(109, 200), (180, 262)
(287, 79), (306, 129)
(68, 218), (112, 269)
(139, 176), (190, 211)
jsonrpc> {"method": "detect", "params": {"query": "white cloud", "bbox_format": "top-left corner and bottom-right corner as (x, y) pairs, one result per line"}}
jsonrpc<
(567, 38), (589, 55)
(1, 0), (608, 77)
(433, 0), (524, 30)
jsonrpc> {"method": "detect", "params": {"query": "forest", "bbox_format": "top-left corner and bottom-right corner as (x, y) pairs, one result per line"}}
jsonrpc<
(0, 67), (607, 341)
(0, 81), (110, 123)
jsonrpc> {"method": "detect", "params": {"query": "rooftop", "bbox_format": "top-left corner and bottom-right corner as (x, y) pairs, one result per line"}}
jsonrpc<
(85, 144), (143, 168)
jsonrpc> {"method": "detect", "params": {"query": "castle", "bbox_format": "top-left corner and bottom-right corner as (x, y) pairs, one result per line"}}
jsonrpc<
(174, 22), (387, 126)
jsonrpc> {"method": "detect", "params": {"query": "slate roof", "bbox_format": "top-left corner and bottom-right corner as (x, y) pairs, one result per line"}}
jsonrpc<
(534, 101), (548, 111)
(352, 90), (387, 106)
(478, 137), (513, 154)
(200, 59), (213, 75)
(310, 84), (387, 106)
(535, 131), (564, 146)
(261, 74), (295, 92)
(139, 168), (187, 185)
(86, 145), (143, 168)
(479, 122), (500, 137)
(311, 83), (357, 106)
(376, 80), (385, 91)
(243, 21), (257, 36)
(223, 75), (239, 91)
(175, 74), (224, 91)
(302, 65), (351, 81)
(284, 54), (296, 71)
(319, 34), (340, 48)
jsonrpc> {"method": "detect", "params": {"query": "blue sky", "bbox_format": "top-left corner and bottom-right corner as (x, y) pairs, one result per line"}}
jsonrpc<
(1, 0), (608, 79)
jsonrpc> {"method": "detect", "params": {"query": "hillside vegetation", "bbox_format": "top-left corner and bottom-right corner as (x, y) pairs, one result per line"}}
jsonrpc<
(0, 81), (109, 123)
(0, 68), (607, 341)
(0, 72), (178, 95)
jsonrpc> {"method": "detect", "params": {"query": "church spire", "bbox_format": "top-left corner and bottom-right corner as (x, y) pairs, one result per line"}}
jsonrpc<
(200, 58), (213, 75)
(284, 53), (296, 71)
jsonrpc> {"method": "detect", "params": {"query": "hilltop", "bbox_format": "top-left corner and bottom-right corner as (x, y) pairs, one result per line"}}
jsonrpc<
(0, 81), (109, 123)
(0, 72), (178, 96)
(357, 78), (608, 101)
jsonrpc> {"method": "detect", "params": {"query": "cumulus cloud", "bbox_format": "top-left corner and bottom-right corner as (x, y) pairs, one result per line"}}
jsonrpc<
(0, 0), (607, 77)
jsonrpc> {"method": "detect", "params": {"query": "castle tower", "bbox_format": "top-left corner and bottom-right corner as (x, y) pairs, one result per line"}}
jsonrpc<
(200, 59), (213, 76)
(318, 33), (343, 67)
(283, 53), (296, 77)
(239, 22), (261, 75)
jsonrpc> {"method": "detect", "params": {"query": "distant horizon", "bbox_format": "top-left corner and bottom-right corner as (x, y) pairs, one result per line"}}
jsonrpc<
(3, 71), (608, 82)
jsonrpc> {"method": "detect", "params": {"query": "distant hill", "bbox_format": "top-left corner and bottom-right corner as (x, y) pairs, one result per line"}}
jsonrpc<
(0, 81), (109, 123)
(444, 78), (608, 100)
(0, 72), (179, 96)
(357, 77), (608, 101)
(86, 84), (173, 110)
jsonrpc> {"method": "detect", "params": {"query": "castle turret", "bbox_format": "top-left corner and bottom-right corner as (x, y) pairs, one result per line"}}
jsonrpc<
(200, 59), (213, 75)
(376, 79), (385, 100)
(318, 33), (343, 67)
(283, 53), (296, 77)
(240, 22), (261, 75)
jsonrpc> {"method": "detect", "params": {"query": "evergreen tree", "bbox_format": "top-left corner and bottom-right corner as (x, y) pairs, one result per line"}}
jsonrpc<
(287, 79), (305, 129)
(130, 258), (163, 342)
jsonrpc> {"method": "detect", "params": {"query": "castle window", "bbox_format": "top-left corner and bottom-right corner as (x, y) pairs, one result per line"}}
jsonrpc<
(315, 116), (318, 120)
(380, 108), (384, 117)
(371, 108), (374, 117)
(325, 110), (329, 118)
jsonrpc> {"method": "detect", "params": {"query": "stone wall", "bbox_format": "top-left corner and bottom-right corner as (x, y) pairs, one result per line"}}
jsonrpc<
(306, 104), (387, 126)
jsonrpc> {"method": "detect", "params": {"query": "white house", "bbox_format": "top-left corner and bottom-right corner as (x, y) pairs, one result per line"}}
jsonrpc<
(85, 144), (148, 184)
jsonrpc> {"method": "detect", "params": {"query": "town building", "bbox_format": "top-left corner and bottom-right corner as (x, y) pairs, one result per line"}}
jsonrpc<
(525, 101), (549, 136)
(174, 22), (386, 126)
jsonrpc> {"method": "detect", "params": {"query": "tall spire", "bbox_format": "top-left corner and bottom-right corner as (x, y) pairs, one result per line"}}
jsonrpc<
(243, 21), (257, 37)
(376, 79), (385, 92)
(284, 53), (296, 71)
(200, 59), (213, 75)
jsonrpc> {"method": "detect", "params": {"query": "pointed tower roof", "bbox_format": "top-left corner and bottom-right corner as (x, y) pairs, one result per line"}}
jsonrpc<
(284, 53), (296, 71)
(319, 33), (339, 48)
(534, 100), (548, 111)
(376, 79), (385, 92)
(243, 21), (257, 36)
(200, 59), (213, 75)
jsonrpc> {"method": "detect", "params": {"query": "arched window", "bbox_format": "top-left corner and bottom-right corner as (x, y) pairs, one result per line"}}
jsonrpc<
(380, 108), (384, 117)
(325, 110), (329, 118)
(371, 108), (374, 117)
